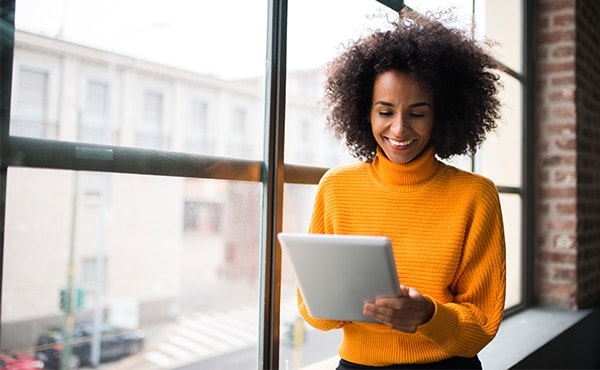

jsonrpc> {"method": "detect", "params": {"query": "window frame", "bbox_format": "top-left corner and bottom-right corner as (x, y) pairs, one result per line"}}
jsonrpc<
(0, 0), (531, 369)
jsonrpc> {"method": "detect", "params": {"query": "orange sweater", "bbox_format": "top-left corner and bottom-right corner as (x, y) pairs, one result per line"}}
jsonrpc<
(299, 146), (506, 366)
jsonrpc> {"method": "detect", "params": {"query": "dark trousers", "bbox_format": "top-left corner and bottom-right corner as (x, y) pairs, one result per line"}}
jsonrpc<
(336, 356), (482, 369)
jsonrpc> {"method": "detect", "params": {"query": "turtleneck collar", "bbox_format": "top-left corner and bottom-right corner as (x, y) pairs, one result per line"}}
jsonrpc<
(369, 145), (440, 187)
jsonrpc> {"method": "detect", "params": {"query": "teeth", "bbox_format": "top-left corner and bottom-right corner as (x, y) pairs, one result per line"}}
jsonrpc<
(389, 138), (413, 146)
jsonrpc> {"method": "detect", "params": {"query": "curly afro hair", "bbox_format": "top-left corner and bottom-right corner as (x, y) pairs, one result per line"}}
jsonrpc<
(323, 9), (502, 162)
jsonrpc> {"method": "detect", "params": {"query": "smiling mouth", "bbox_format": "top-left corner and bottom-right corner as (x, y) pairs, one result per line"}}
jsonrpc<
(387, 137), (416, 148)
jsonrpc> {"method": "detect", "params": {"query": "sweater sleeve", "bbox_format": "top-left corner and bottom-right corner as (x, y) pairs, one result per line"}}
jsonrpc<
(416, 179), (506, 357)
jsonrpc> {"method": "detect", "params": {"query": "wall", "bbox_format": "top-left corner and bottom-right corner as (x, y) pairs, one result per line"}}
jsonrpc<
(536, 0), (600, 309)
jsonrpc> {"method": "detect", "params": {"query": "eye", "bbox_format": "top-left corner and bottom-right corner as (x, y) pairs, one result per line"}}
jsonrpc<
(409, 112), (426, 118)
(378, 111), (393, 117)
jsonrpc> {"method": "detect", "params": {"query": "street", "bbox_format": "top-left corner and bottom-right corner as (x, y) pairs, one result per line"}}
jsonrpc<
(78, 235), (341, 370)
(83, 303), (341, 370)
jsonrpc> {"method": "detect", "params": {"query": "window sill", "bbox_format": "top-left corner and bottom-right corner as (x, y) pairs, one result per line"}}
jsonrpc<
(300, 306), (598, 370)
(479, 305), (597, 369)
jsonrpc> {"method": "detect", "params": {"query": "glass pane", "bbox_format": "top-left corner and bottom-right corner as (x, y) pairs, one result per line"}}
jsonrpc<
(407, 0), (523, 74)
(478, 0), (523, 73)
(2, 167), (262, 369)
(406, 0), (474, 27)
(280, 184), (343, 369)
(442, 154), (473, 172)
(13, 0), (267, 159)
(500, 193), (522, 309)
(474, 71), (523, 187)
(284, 0), (398, 168)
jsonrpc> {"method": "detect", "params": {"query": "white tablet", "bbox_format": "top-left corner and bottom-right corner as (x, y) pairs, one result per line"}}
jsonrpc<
(278, 232), (401, 322)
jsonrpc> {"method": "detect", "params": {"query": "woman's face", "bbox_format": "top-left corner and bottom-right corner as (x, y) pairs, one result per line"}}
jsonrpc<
(370, 70), (434, 164)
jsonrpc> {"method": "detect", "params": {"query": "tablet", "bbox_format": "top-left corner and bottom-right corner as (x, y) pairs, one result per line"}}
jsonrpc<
(278, 232), (401, 322)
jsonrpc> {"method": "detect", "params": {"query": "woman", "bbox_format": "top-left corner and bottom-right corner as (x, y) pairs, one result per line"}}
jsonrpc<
(299, 9), (506, 369)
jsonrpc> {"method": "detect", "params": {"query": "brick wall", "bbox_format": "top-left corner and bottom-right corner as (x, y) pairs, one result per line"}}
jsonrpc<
(536, 0), (600, 309)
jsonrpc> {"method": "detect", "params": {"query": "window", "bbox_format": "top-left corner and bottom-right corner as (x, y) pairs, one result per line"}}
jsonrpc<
(186, 99), (211, 153)
(11, 67), (54, 138)
(2, 1), (527, 369)
(228, 107), (250, 158)
(138, 91), (165, 149)
(80, 172), (111, 204)
(80, 80), (113, 144)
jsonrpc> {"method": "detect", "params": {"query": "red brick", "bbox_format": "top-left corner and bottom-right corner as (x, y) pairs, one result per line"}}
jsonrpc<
(553, 13), (575, 27)
(539, 249), (577, 262)
(555, 137), (576, 150)
(549, 123), (576, 133)
(539, 29), (576, 43)
(538, 281), (576, 298)
(555, 202), (577, 215)
(553, 266), (577, 280)
(538, 0), (576, 13)
(559, 248), (578, 261)
(546, 218), (577, 231)
(539, 61), (575, 74)
(548, 88), (575, 102)
(550, 75), (575, 86)
(550, 105), (576, 119)
(540, 155), (576, 167)
(551, 45), (576, 58)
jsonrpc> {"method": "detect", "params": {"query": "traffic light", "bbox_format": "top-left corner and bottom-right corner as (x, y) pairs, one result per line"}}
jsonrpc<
(60, 288), (70, 312)
(283, 316), (305, 348)
(59, 287), (85, 312)
(75, 288), (85, 310)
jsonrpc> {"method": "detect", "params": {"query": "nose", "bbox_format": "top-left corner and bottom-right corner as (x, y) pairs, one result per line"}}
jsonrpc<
(390, 114), (408, 135)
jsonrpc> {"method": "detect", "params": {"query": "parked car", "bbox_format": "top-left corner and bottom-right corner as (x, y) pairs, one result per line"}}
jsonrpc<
(0, 354), (44, 370)
(35, 322), (144, 369)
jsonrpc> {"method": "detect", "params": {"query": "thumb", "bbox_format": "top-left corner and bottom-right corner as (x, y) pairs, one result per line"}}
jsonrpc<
(399, 284), (410, 297)
(407, 286), (423, 299)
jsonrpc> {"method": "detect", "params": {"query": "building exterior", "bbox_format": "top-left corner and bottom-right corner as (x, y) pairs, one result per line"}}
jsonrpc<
(3, 30), (346, 349)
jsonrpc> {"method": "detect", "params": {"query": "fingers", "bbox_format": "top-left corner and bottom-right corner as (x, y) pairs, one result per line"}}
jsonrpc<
(362, 286), (431, 333)
(399, 284), (410, 297)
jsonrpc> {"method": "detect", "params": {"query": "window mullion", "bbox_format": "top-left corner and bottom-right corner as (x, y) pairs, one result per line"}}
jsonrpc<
(259, 0), (287, 369)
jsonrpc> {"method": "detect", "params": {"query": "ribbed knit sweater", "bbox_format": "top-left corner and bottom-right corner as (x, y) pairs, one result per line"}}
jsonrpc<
(299, 146), (506, 366)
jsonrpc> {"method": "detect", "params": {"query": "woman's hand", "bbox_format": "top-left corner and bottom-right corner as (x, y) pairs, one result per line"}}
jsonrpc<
(362, 285), (434, 333)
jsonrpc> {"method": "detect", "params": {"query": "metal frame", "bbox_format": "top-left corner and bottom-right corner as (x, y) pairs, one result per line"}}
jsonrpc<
(260, 0), (287, 368)
(0, 0), (15, 339)
(522, 0), (537, 309)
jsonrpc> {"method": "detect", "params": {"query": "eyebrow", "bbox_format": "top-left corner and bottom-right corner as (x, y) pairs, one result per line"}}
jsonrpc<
(373, 100), (432, 108)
